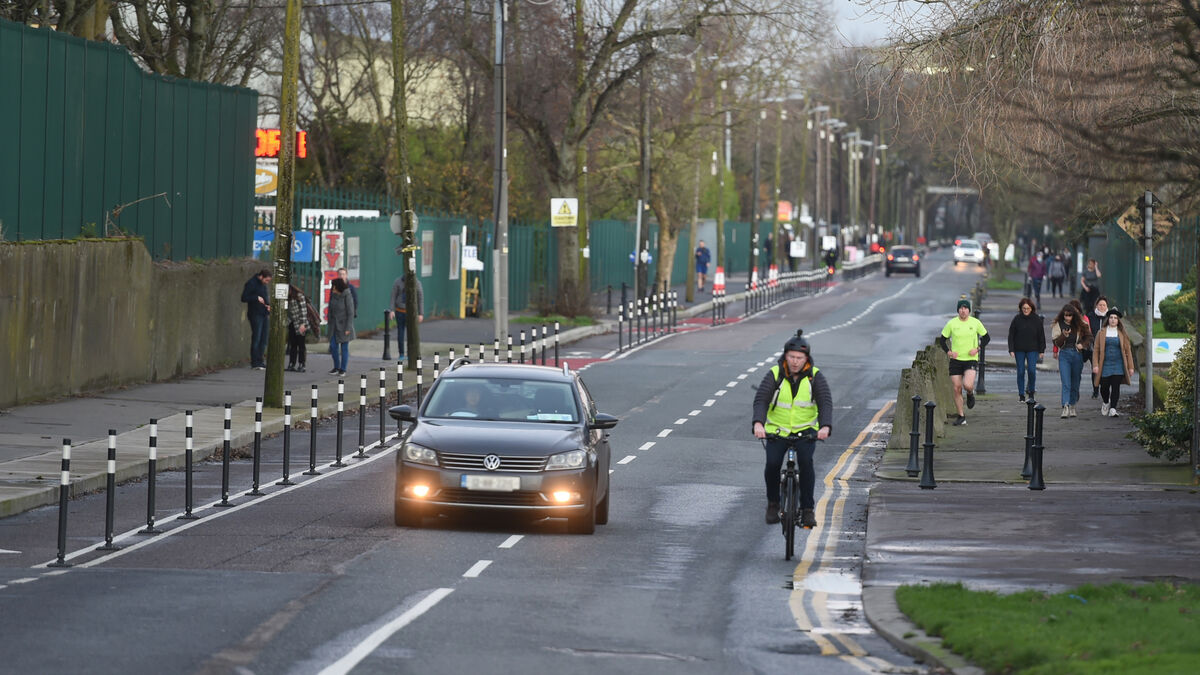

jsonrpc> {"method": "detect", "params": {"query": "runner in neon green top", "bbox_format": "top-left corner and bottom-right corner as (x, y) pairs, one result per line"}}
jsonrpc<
(937, 299), (990, 425)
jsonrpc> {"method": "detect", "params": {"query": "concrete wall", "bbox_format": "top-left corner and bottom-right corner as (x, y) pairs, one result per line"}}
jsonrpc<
(1, 240), (262, 408)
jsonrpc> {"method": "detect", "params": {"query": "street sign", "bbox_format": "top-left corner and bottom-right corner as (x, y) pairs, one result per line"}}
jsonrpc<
(252, 230), (314, 262)
(1117, 200), (1177, 243)
(551, 198), (578, 227)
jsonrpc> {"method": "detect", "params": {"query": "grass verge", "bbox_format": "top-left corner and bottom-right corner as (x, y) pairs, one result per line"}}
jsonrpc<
(896, 581), (1200, 674)
(987, 277), (1024, 290)
(511, 314), (596, 327)
(1152, 319), (1192, 339)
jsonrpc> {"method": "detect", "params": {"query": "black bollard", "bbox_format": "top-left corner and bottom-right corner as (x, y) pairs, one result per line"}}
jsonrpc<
(382, 310), (392, 361)
(506, 335), (513, 363)
(1029, 404), (1047, 490)
(179, 412), (199, 519)
(305, 384), (321, 475)
(49, 439), (72, 567)
(554, 322), (560, 366)
(100, 431), (121, 549)
(139, 419), (162, 534)
(919, 400), (938, 489)
(278, 392), (295, 486)
(520, 331), (526, 364)
(248, 398), (264, 496)
(378, 367), (386, 446)
(607, 284), (612, 315)
(333, 379), (347, 467)
(977, 344), (987, 394)
(906, 396), (922, 477)
(356, 374), (367, 458)
(416, 358), (424, 406)
(1021, 398), (1036, 479)
(217, 404), (234, 505)
(618, 305), (624, 353)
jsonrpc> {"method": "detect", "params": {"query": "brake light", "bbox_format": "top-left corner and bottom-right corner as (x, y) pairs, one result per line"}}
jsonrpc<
(955, 239), (961, 245)
(913, 255), (920, 261)
(887, 254), (894, 261)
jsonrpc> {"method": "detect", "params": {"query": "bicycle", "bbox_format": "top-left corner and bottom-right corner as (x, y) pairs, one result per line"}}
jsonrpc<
(762, 429), (819, 560)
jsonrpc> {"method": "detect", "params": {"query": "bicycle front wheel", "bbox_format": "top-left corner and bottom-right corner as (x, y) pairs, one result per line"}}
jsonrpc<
(782, 474), (797, 560)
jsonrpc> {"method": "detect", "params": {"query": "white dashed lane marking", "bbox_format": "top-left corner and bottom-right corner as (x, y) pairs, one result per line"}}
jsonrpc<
(639, 442), (656, 451)
(736, 374), (748, 380)
(725, 381), (738, 387)
(657, 429), (673, 438)
(703, 399), (716, 407)
(688, 410), (701, 416)
(499, 535), (523, 549)
(715, 390), (727, 396)
(674, 418), (688, 425)
(463, 560), (492, 578)
(618, 455), (636, 465)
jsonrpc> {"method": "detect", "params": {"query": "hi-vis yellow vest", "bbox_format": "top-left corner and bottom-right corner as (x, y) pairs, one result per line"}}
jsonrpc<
(765, 365), (819, 435)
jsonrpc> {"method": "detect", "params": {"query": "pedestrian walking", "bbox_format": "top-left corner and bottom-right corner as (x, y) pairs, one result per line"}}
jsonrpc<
(338, 267), (358, 317)
(1092, 307), (1135, 417)
(285, 285), (310, 372)
(387, 275), (424, 358)
(1007, 297), (1045, 402)
(937, 299), (990, 426)
(752, 331), (833, 528)
(1051, 303), (1092, 418)
(240, 269), (272, 370)
(1086, 297), (1109, 399)
(695, 240), (711, 292)
(1080, 258), (1102, 314)
(1026, 253), (1045, 309)
(1047, 254), (1067, 298)
(327, 278), (355, 375)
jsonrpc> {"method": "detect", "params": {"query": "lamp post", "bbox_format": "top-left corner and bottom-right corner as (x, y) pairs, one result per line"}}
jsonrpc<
(807, 105), (829, 269)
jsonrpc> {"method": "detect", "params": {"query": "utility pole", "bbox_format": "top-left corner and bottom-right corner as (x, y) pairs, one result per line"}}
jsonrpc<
(1143, 190), (1154, 414)
(491, 0), (509, 342)
(772, 105), (784, 268)
(635, 23), (650, 300)
(264, 0), (302, 409)
(393, 0), (419, 365)
(715, 79), (727, 273)
(750, 108), (762, 280)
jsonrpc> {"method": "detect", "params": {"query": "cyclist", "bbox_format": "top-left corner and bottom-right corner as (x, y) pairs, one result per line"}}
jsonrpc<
(752, 330), (833, 527)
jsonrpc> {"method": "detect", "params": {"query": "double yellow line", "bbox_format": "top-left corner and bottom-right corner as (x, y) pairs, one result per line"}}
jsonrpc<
(788, 399), (894, 667)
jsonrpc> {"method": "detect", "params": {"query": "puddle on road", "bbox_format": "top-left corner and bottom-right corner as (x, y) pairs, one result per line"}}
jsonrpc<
(801, 570), (862, 595)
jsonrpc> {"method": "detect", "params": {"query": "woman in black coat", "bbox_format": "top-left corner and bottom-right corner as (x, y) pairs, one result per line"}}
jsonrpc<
(1007, 297), (1046, 402)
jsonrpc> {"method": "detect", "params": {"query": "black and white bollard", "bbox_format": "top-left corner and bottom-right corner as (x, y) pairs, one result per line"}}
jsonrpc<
(506, 335), (513, 363)
(304, 384), (321, 476)
(396, 362), (404, 433)
(1028, 404), (1047, 490)
(415, 358), (424, 406)
(519, 331), (526, 364)
(449, 346), (455, 364)
(378, 367), (387, 446)
(217, 404), (233, 506)
(906, 396), (922, 477)
(628, 301), (636, 346)
(139, 419), (162, 534)
(618, 305), (624, 353)
(49, 439), (72, 567)
(333, 379), (347, 467)
(357, 374), (367, 458)
(278, 392), (295, 486)
(100, 431), (121, 549)
(179, 412), (199, 519)
(248, 398), (264, 496)
(382, 310), (392, 361)
(554, 322), (560, 366)
(433, 352), (440, 379)
(919, 400), (938, 489)
(493, 338), (500, 363)
(1021, 397), (1036, 479)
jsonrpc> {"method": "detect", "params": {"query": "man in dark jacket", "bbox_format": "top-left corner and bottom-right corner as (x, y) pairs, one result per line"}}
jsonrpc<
(387, 275), (423, 358)
(752, 330), (833, 528)
(241, 269), (273, 370)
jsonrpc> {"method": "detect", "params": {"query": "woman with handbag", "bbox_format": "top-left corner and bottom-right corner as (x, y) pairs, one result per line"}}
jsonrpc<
(1051, 303), (1092, 418)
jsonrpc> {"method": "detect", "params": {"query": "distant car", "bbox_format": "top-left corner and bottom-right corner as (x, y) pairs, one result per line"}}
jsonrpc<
(954, 239), (986, 266)
(388, 360), (617, 534)
(885, 246), (920, 276)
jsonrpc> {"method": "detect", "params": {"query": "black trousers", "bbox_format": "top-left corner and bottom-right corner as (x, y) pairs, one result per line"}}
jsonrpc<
(287, 325), (307, 366)
(764, 436), (816, 509)
(1099, 374), (1123, 406)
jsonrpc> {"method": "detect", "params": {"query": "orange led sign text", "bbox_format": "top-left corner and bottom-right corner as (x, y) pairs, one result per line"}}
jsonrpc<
(255, 129), (308, 158)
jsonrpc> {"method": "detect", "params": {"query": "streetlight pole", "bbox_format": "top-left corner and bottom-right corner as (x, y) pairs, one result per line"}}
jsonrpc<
(715, 79), (727, 273)
(491, 0), (509, 342)
(750, 108), (763, 281)
(808, 106), (828, 269)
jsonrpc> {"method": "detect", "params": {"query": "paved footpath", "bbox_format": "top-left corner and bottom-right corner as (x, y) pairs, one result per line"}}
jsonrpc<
(862, 280), (1199, 673)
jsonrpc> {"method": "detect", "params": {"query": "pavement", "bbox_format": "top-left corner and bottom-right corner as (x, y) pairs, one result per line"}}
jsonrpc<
(4, 261), (1197, 674)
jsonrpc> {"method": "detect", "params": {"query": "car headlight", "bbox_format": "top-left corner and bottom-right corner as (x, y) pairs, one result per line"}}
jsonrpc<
(402, 443), (438, 466)
(545, 450), (587, 470)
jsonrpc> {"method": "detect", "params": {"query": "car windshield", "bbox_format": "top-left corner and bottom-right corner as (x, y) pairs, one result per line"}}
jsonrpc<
(892, 248), (914, 255)
(423, 377), (579, 423)
(958, 241), (980, 249)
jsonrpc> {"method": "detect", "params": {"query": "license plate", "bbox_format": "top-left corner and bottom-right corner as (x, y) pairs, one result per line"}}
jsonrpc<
(896, 257), (909, 262)
(462, 474), (520, 492)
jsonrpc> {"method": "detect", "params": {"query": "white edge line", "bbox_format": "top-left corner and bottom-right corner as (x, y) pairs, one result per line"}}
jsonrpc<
(499, 535), (523, 549)
(463, 560), (492, 578)
(318, 587), (454, 675)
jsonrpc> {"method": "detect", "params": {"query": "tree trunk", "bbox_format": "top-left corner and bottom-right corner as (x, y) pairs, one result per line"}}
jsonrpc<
(650, 174), (679, 293)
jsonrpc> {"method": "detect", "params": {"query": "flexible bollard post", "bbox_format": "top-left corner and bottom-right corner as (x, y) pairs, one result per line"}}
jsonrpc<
(357, 375), (367, 458)
(49, 439), (72, 567)
(333, 379), (347, 467)
(139, 419), (162, 533)
(179, 412), (199, 519)
(520, 331), (526, 363)
(382, 310), (392, 361)
(554, 322), (560, 366)
(745, 283), (750, 317)
(506, 335), (513, 363)
(541, 324), (548, 364)
(305, 385), (321, 475)
(396, 360), (403, 407)
(906, 396), (922, 477)
(415, 358), (424, 407)
(217, 404), (234, 505)
(378, 367), (387, 446)
(1028, 404), (1047, 490)
(618, 305), (624, 353)
(493, 338), (500, 363)
(249, 398), (264, 495)
(629, 301), (636, 345)
(976, 344), (987, 394)
(449, 347), (455, 364)
(712, 292), (717, 326)
(278, 392), (296, 486)
(100, 431), (121, 549)
(1021, 397), (1036, 479)
(433, 351), (440, 379)
(919, 400), (938, 489)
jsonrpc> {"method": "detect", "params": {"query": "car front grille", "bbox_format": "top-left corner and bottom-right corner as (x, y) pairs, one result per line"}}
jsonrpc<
(438, 452), (548, 473)
(436, 488), (547, 506)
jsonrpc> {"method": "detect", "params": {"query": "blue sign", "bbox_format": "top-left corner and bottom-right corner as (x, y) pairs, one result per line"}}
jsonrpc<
(252, 230), (315, 262)
(629, 251), (653, 265)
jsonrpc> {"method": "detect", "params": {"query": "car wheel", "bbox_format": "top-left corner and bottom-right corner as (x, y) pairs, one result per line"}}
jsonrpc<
(394, 495), (423, 528)
(567, 495), (596, 535)
(595, 488), (609, 525)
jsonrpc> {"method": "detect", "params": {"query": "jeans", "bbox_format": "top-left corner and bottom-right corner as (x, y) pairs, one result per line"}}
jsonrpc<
(329, 335), (349, 372)
(1030, 278), (1043, 306)
(1058, 348), (1083, 406)
(394, 309), (408, 356)
(764, 436), (816, 509)
(248, 313), (269, 367)
(1014, 351), (1038, 396)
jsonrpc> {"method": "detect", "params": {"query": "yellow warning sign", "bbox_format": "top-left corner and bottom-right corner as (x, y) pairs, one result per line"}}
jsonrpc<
(551, 198), (578, 227)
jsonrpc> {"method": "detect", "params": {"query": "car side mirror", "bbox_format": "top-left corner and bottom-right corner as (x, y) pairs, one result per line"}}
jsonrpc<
(591, 412), (618, 430)
(388, 404), (416, 423)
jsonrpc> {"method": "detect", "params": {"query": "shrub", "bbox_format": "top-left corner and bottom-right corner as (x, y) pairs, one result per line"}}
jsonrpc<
(1160, 289), (1196, 334)
(1130, 333), (1196, 461)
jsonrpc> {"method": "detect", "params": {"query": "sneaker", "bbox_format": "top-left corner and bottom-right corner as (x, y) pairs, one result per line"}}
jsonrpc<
(1109, 408), (1120, 417)
(253, 366), (266, 371)
(801, 509), (817, 528)
(338, 370), (347, 376)
(285, 365), (295, 372)
(966, 390), (976, 409)
(1027, 390), (1036, 399)
(329, 368), (340, 374)
(1019, 394), (1026, 403)
(1101, 403), (1110, 416)
(1061, 406), (1069, 418)
(1069, 405), (1077, 418)
(953, 415), (967, 426)
(765, 503), (780, 525)
(297, 365), (305, 373)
